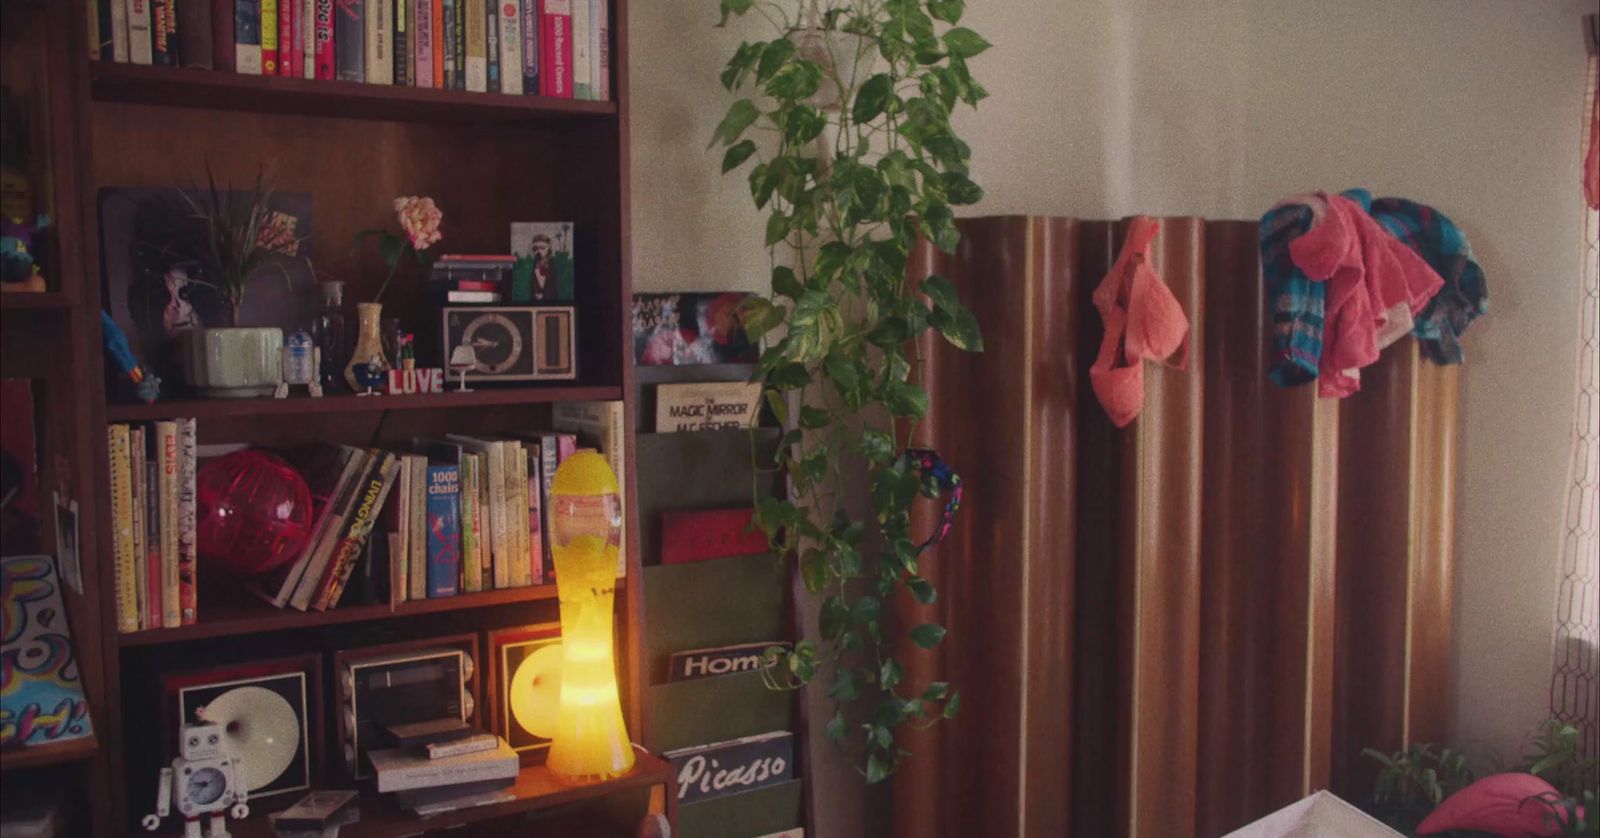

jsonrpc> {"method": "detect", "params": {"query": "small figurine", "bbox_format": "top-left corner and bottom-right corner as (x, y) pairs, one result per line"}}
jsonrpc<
(1, 214), (50, 293)
(353, 354), (386, 396)
(448, 344), (477, 392)
(399, 332), (416, 371)
(274, 330), (323, 399)
(142, 721), (250, 838)
(102, 310), (161, 403)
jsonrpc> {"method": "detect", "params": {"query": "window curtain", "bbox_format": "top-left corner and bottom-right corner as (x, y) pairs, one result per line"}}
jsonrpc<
(1549, 12), (1600, 752)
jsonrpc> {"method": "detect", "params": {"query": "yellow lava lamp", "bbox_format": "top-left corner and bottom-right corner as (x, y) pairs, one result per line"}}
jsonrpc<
(544, 450), (635, 783)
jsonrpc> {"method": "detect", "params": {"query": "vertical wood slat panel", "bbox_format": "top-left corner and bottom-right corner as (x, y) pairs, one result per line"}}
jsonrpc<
(894, 217), (1082, 838)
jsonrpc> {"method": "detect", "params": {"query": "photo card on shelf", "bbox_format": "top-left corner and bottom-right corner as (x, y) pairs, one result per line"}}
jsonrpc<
(159, 652), (321, 801)
(485, 623), (562, 761)
(632, 292), (760, 366)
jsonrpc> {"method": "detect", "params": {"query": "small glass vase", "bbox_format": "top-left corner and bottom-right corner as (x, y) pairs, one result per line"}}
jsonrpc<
(344, 302), (390, 392)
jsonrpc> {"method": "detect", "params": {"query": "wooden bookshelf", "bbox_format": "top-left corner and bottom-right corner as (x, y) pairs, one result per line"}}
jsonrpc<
(116, 582), (588, 647)
(0, 1), (649, 833)
(106, 385), (625, 421)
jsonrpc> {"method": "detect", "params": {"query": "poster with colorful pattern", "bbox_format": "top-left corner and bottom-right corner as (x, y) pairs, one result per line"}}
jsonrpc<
(1, 555), (93, 747)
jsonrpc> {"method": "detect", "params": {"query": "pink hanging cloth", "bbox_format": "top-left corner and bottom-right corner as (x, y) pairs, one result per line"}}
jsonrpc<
(1090, 216), (1191, 428)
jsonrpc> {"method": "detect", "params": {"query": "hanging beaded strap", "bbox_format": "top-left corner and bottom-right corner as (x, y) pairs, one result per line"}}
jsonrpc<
(902, 448), (963, 555)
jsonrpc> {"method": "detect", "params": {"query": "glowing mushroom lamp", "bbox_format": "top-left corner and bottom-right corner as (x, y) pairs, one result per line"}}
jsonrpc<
(543, 450), (635, 783)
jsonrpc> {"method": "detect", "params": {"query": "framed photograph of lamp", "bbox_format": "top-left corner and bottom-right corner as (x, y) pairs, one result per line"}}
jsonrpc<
(484, 623), (563, 763)
(159, 652), (323, 801)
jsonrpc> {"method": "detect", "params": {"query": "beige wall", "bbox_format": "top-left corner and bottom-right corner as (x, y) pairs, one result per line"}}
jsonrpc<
(631, 0), (1591, 830)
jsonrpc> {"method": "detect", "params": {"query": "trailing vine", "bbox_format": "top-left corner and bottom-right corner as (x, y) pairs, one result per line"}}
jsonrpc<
(712, 0), (988, 782)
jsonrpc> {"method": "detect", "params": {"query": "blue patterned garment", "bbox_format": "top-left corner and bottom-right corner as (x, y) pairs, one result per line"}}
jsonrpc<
(1260, 199), (1324, 386)
(1366, 197), (1488, 365)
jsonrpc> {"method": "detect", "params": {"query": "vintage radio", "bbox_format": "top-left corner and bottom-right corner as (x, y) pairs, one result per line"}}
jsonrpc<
(338, 639), (476, 779)
(440, 306), (576, 382)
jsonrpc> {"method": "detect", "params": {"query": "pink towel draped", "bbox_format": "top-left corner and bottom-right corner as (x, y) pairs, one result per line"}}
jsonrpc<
(1090, 216), (1191, 428)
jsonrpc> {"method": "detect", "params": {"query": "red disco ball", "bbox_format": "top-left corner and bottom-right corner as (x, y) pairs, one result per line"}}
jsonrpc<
(195, 450), (313, 575)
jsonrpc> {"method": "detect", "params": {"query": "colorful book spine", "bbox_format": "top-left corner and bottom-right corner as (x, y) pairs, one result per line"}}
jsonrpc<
(260, 0), (277, 72)
(128, 428), (147, 629)
(460, 453), (481, 592)
(393, 0), (408, 85)
(497, 0), (520, 94)
(108, 425), (138, 633)
(591, 0), (606, 100)
(569, 0), (588, 98)
(484, 0), (498, 92)
(525, 445), (543, 585)
(317, 454), (398, 610)
(463, 0), (485, 91)
(302, 0), (315, 75)
(390, 461), (410, 604)
(365, 0), (391, 83)
(430, 0), (443, 86)
(413, 0), (432, 87)
(425, 465), (461, 598)
(145, 459), (162, 629)
(509, 445), (529, 587)
(451, 0), (466, 88)
(276, 0), (293, 74)
(234, 0), (260, 72)
(334, 0), (362, 80)
(156, 421), (181, 628)
(408, 455), (428, 601)
(177, 418), (197, 626)
(128, 0), (155, 64)
(313, 0), (334, 78)
(176, 0), (213, 68)
(151, 0), (175, 65)
(535, 434), (558, 582)
(519, 0), (536, 94)
(440, 0), (456, 88)
(110, 0), (130, 62)
(538, 0), (570, 97)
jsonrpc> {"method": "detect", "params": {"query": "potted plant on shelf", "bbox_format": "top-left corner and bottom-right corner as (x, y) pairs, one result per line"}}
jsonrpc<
(180, 170), (304, 398)
(712, 0), (989, 781)
(349, 196), (442, 391)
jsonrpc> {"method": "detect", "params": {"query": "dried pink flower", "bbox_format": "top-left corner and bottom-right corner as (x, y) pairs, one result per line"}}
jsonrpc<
(393, 196), (443, 251)
(255, 210), (300, 256)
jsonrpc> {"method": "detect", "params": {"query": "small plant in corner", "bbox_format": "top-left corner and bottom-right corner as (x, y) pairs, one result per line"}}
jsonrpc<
(712, 0), (989, 782)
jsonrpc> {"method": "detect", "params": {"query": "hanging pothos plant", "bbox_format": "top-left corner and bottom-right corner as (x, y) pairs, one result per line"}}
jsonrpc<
(712, 0), (988, 782)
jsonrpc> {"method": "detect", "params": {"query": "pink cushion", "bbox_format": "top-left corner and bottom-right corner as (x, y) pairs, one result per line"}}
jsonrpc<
(1417, 773), (1582, 837)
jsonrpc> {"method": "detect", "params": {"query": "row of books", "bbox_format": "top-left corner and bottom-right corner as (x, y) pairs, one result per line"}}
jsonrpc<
(260, 399), (627, 612)
(90, 0), (610, 100)
(106, 420), (198, 633)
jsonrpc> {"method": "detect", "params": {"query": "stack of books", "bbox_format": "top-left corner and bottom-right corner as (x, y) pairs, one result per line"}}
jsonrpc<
(429, 254), (514, 304)
(369, 720), (519, 817)
(106, 420), (198, 633)
(90, 0), (612, 101)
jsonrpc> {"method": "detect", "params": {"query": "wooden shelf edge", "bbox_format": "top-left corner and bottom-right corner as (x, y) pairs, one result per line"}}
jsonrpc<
(117, 582), (587, 647)
(105, 384), (624, 421)
(0, 734), (99, 773)
(90, 63), (617, 124)
(0, 291), (74, 311)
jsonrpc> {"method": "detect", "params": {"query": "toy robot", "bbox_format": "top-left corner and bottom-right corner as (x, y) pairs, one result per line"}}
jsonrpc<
(142, 721), (250, 838)
(274, 330), (323, 399)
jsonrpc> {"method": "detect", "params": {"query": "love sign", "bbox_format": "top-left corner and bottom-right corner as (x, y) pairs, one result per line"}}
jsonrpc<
(386, 368), (446, 395)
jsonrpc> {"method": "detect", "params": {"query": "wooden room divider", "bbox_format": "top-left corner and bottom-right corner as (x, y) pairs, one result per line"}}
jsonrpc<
(890, 216), (1457, 838)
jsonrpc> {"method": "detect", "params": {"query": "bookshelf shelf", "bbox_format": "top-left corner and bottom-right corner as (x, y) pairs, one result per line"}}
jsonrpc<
(230, 753), (674, 838)
(116, 582), (581, 647)
(90, 63), (618, 125)
(0, 292), (74, 312)
(0, 735), (99, 774)
(105, 385), (625, 421)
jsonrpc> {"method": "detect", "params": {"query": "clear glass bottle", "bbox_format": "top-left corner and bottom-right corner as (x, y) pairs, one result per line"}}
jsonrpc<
(311, 281), (348, 393)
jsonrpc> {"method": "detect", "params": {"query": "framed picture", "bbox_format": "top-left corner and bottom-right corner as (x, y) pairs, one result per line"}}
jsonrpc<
(485, 624), (562, 762)
(160, 653), (321, 801)
(333, 634), (478, 780)
(0, 555), (93, 748)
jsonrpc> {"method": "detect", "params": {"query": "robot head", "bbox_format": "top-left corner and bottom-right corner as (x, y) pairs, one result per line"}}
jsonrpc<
(180, 721), (225, 760)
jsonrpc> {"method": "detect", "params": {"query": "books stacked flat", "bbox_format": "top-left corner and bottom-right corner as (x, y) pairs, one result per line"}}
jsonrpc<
(267, 790), (360, 838)
(370, 719), (518, 817)
(430, 254), (514, 304)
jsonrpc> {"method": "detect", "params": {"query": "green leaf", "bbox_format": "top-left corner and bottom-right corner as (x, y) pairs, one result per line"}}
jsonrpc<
(910, 623), (947, 649)
(716, 0), (753, 26)
(748, 161), (776, 209)
(868, 719), (895, 748)
(824, 351), (867, 407)
(770, 265), (804, 299)
(922, 203), (961, 253)
(764, 388), (790, 427)
(852, 595), (882, 624)
(801, 548), (830, 593)
(829, 668), (861, 702)
(866, 752), (892, 784)
(721, 139), (758, 173)
(930, 304), (984, 351)
(835, 542), (862, 577)
(859, 429), (895, 464)
(879, 658), (904, 689)
(927, 0), (963, 23)
(782, 105), (827, 145)
(756, 38), (796, 83)
(738, 295), (784, 341)
(710, 98), (760, 148)
(867, 316), (914, 349)
(852, 73), (895, 124)
(825, 712), (848, 742)
(720, 41), (761, 89)
(766, 211), (791, 246)
(942, 27), (991, 59)
(919, 274), (960, 312)
(799, 406), (831, 429)
(811, 241), (852, 286)
(820, 595), (850, 640)
(921, 681), (951, 701)
(941, 171), (984, 205)
(767, 362), (812, 390)
(786, 290), (831, 361)
(942, 690), (961, 718)
(907, 575), (937, 604)
(886, 381), (929, 418)
(765, 61), (823, 100)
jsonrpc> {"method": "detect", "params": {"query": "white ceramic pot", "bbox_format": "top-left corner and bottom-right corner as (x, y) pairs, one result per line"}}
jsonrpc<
(184, 327), (284, 398)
